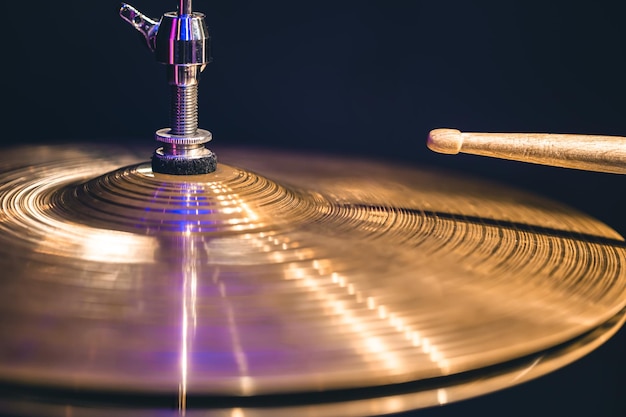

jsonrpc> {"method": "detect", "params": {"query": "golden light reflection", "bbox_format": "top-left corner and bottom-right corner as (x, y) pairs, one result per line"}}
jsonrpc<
(33, 226), (156, 265)
(0, 145), (622, 417)
(210, 183), (260, 227)
(512, 357), (541, 382)
(267, 231), (452, 375)
(437, 388), (448, 405)
(230, 408), (245, 417)
(81, 231), (155, 264)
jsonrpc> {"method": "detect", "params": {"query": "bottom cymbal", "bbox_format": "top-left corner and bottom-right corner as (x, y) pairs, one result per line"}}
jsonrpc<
(0, 143), (624, 416)
(1, 309), (622, 417)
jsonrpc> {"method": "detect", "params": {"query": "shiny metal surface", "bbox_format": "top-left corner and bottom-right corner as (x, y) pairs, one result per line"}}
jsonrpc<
(120, 2), (213, 171)
(120, 1), (210, 67)
(119, 4), (159, 52)
(3, 311), (623, 417)
(0, 144), (625, 416)
(180, 0), (193, 17)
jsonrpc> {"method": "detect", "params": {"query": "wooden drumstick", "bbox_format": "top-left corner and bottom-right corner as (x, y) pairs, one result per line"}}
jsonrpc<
(427, 128), (626, 174)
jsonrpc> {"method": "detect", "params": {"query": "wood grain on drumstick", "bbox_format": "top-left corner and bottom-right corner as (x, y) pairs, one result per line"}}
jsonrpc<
(427, 128), (626, 174)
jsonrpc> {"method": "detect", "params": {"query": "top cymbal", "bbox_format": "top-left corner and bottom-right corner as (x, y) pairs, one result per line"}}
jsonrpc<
(0, 144), (624, 417)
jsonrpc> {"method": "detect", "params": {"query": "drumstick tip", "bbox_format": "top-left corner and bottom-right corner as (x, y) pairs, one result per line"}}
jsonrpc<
(427, 129), (463, 155)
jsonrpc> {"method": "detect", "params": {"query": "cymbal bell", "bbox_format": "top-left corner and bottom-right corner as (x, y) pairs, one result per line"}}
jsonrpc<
(0, 143), (624, 416)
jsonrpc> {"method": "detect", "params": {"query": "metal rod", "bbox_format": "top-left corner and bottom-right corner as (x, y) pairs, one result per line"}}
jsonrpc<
(170, 84), (198, 136)
(427, 128), (626, 174)
(179, 0), (192, 15)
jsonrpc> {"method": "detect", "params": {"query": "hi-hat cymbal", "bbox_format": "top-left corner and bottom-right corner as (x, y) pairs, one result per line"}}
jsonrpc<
(0, 144), (624, 417)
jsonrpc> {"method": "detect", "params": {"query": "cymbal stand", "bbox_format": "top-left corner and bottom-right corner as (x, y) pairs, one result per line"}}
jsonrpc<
(120, 0), (216, 175)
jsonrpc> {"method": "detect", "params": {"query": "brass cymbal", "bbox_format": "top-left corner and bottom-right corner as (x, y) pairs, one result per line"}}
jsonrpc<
(0, 144), (624, 416)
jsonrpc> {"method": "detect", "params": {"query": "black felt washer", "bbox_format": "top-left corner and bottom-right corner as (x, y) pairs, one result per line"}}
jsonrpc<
(151, 152), (217, 175)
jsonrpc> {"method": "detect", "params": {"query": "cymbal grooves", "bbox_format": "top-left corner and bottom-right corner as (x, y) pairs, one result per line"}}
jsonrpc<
(49, 163), (326, 235)
(0, 145), (624, 416)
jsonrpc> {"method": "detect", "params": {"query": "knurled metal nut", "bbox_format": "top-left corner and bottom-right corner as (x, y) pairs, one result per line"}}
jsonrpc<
(155, 128), (212, 145)
(153, 146), (215, 159)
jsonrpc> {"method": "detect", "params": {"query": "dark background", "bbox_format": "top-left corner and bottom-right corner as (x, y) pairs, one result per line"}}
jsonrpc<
(2, 1), (625, 416)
